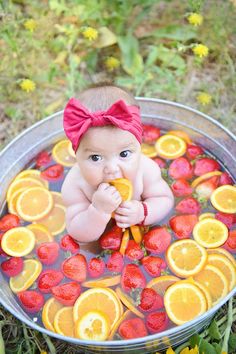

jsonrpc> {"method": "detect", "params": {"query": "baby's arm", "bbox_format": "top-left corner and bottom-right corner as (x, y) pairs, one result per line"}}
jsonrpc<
(62, 165), (121, 242)
(115, 156), (174, 228)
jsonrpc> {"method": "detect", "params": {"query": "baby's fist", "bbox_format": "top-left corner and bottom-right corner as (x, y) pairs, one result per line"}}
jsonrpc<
(92, 183), (122, 214)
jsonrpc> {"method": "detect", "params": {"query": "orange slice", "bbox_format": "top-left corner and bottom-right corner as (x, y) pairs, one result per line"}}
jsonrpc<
(7, 187), (27, 215)
(166, 239), (207, 278)
(54, 307), (75, 337)
(15, 169), (49, 189)
(155, 134), (187, 160)
(82, 275), (121, 288)
(9, 259), (42, 293)
(146, 275), (180, 296)
(1, 227), (35, 257)
(164, 282), (207, 325)
(199, 212), (215, 221)
(75, 310), (110, 340)
(51, 191), (64, 206)
(207, 248), (236, 267)
(27, 223), (53, 244)
(42, 297), (64, 332)
(73, 288), (122, 329)
(210, 185), (236, 214)
(52, 139), (76, 167)
(191, 171), (222, 188)
(119, 229), (130, 255)
(191, 279), (212, 310)
(130, 225), (143, 243)
(167, 130), (193, 145)
(6, 177), (45, 202)
(109, 178), (133, 201)
(16, 187), (54, 222)
(37, 203), (66, 236)
(141, 143), (157, 157)
(115, 287), (144, 318)
(193, 218), (228, 248)
(108, 310), (131, 340)
(193, 264), (229, 306)
(207, 253), (236, 291)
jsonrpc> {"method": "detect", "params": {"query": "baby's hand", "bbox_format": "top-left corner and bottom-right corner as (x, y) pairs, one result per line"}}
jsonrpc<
(114, 200), (144, 228)
(92, 183), (122, 215)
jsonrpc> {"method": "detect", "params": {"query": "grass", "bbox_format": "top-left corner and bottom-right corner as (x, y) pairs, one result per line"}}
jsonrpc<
(0, 0), (236, 353)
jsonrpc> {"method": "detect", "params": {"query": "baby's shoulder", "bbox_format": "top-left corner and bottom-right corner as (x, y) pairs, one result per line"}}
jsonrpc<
(140, 154), (161, 179)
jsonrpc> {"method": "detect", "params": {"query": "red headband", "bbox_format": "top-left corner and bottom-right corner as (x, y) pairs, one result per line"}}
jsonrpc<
(63, 98), (143, 152)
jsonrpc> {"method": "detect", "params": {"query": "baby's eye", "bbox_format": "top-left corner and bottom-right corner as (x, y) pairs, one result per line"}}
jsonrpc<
(89, 154), (102, 162)
(120, 150), (131, 158)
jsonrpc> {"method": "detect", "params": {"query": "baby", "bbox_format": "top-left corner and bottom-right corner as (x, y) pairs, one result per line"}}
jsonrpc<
(61, 85), (174, 242)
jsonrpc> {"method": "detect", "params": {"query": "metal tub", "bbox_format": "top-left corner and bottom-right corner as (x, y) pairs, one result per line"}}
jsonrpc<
(0, 98), (235, 353)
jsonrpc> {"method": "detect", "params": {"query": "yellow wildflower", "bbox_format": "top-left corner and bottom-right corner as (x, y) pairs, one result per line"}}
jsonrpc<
(105, 56), (120, 71)
(20, 79), (36, 93)
(82, 27), (98, 41)
(24, 19), (37, 32)
(166, 348), (175, 354)
(180, 345), (199, 354)
(40, 351), (48, 354)
(188, 13), (203, 26)
(192, 44), (209, 58)
(197, 92), (212, 105)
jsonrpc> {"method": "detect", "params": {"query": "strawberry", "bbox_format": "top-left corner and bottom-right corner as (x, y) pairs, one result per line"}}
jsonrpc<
(37, 269), (64, 293)
(60, 234), (80, 254)
(18, 290), (44, 313)
(193, 158), (220, 176)
(169, 157), (193, 180)
(35, 151), (51, 168)
(195, 176), (220, 199)
(0, 214), (20, 232)
(0, 233), (8, 257)
(41, 164), (64, 182)
(88, 257), (105, 278)
(1, 257), (23, 277)
(169, 214), (198, 239)
(186, 144), (204, 160)
(152, 157), (166, 169)
(61, 254), (87, 282)
(106, 251), (124, 273)
(175, 197), (201, 214)
(219, 172), (234, 186)
(142, 124), (160, 144)
(223, 230), (236, 253)
(146, 311), (169, 334)
(99, 225), (123, 251)
(141, 256), (165, 277)
(171, 179), (193, 197)
(125, 240), (144, 260)
(121, 264), (146, 292)
(51, 281), (81, 306)
(216, 212), (236, 229)
(37, 242), (60, 265)
(118, 318), (148, 339)
(138, 288), (164, 312)
(143, 227), (171, 254)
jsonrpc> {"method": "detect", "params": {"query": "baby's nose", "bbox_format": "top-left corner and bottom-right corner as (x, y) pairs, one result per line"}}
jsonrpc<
(104, 160), (120, 175)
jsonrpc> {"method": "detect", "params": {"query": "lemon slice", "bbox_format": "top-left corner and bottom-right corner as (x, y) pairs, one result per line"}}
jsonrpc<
(155, 134), (187, 159)
(10, 259), (42, 293)
(210, 185), (236, 214)
(75, 310), (110, 340)
(1, 227), (35, 257)
(193, 218), (228, 248)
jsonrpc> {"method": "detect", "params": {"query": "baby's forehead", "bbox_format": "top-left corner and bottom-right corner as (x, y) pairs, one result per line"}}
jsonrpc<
(79, 126), (138, 150)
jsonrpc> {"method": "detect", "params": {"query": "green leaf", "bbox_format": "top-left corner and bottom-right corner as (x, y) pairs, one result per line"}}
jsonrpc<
(149, 24), (197, 41)
(49, 0), (67, 15)
(229, 333), (236, 353)
(189, 334), (201, 347)
(152, 45), (186, 70)
(117, 34), (143, 76)
(199, 339), (218, 354)
(94, 27), (117, 48)
(209, 319), (221, 340)
(212, 342), (223, 354)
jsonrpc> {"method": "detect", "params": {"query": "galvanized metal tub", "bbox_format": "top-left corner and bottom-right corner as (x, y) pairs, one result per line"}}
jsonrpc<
(0, 98), (235, 353)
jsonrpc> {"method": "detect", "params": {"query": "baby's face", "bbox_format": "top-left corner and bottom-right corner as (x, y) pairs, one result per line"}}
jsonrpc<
(76, 126), (141, 187)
